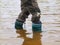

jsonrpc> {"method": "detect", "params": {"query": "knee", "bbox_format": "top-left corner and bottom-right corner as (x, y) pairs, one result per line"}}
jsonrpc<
(31, 13), (41, 23)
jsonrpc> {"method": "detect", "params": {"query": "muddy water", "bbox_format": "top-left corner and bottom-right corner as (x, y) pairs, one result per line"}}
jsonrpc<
(0, 0), (60, 45)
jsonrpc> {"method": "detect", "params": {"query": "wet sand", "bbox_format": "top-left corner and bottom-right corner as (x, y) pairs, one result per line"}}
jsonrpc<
(0, 0), (60, 45)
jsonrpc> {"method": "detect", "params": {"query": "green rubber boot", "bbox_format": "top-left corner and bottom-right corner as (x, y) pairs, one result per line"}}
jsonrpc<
(15, 20), (23, 29)
(32, 21), (42, 32)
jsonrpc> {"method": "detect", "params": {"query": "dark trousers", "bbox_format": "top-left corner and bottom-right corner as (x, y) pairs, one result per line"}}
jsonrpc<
(17, 5), (41, 23)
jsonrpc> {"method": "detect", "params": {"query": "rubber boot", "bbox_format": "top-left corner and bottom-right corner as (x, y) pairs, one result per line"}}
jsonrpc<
(32, 21), (42, 32)
(15, 19), (23, 29)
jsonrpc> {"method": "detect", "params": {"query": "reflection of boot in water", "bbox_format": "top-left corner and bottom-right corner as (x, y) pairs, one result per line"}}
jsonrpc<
(32, 32), (42, 45)
(23, 32), (42, 45)
(16, 29), (30, 38)
(16, 30), (26, 38)
(16, 29), (42, 45)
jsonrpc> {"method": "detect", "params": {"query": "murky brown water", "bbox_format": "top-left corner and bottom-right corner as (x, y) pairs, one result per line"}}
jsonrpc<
(0, 0), (60, 45)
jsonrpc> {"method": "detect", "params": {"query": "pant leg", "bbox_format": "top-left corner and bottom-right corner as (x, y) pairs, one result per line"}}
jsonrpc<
(31, 12), (41, 23)
(30, 7), (42, 32)
(17, 8), (30, 23)
(28, 7), (41, 23)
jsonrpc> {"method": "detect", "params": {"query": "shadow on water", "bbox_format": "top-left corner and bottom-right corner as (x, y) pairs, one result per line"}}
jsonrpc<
(16, 30), (42, 45)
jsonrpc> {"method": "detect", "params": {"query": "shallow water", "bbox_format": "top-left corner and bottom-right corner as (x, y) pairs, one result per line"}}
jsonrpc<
(0, 0), (60, 45)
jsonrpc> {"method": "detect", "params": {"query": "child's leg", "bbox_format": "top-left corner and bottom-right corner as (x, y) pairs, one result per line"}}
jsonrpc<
(29, 7), (42, 32)
(31, 12), (42, 32)
(31, 12), (41, 23)
(15, 9), (30, 29)
(18, 9), (29, 22)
